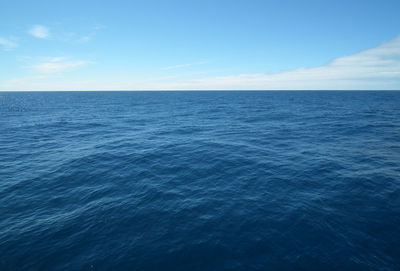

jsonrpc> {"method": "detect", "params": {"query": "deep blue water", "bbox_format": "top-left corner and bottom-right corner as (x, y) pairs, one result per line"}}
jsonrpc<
(0, 91), (400, 271)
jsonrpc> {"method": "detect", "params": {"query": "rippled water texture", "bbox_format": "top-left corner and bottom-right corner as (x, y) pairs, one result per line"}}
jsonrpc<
(1, 91), (399, 270)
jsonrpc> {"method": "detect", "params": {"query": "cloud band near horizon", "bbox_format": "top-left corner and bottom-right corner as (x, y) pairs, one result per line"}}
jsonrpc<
(1, 34), (400, 91)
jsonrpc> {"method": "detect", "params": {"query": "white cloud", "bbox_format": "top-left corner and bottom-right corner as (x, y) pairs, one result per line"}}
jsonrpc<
(1, 34), (400, 91)
(0, 37), (17, 50)
(32, 57), (90, 73)
(157, 34), (400, 90)
(28, 25), (50, 39)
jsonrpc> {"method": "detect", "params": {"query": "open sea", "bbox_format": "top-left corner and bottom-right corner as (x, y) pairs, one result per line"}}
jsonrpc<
(0, 91), (399, 271)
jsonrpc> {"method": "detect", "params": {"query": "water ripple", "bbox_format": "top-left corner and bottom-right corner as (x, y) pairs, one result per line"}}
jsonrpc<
(0, 91), (399, 270)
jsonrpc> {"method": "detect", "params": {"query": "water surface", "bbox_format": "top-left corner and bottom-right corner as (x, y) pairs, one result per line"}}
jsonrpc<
(0, 91), (399, 270)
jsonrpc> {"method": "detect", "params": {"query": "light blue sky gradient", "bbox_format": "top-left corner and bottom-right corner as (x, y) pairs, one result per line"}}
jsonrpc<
(1, 0), (399, 90)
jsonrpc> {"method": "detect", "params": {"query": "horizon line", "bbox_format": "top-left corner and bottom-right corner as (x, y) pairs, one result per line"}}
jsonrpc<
(1, 89), (400, 92)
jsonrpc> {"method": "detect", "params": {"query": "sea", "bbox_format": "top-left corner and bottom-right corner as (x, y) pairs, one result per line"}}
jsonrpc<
(0, 91), (399, 271)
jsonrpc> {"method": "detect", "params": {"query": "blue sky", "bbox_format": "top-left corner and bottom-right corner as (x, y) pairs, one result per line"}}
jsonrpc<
(0, 0), (399, 90)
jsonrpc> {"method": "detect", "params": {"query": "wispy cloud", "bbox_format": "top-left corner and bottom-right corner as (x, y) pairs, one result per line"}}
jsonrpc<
(28, 25), (50, 39)
(162, 61), (209, 70)
(0, 75), (103, 91)
(77, 34), (93, 43)
(0, 37), (17, 50)
(32, 57), (90, 73)
(76, 25), (104, 43)
(158, 34), (400, 90)
(1, 35), (399, 91)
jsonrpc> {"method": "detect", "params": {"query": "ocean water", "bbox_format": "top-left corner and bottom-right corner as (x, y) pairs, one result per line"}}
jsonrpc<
(0, 91), (399, 271)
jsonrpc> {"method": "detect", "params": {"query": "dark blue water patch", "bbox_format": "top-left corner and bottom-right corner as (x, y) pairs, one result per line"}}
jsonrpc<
(0, 91), (400, 271)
